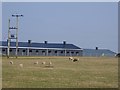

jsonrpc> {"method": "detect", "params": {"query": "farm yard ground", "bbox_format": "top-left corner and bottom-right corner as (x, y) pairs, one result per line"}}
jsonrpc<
(2, 56), (118, 88)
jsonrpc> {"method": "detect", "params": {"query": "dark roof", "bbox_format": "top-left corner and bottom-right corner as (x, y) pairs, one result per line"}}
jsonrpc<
(0, 41), (81, 49)
(83, 49), (116, 56)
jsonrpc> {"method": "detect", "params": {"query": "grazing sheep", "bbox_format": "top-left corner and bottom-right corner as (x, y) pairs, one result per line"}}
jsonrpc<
(42, 61), (46, 65)
(45, 61), (53, 68)
(19, 64), (23, 68)
(49, 61), (52, 66)
(9, 61), (13, 65)
(69, 57), (74, 61)
(34, 61), (38, 65)
(73, 58), (79, 62)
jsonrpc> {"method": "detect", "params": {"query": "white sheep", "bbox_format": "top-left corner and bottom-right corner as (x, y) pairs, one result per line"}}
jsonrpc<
(49, 61), (52, 66)
(9, 61), (13, 65)
(42, 61), (46, 65)
(19, 64), (23, 68)
(69, 57), (74, 61)
(34, 61), (38, 65)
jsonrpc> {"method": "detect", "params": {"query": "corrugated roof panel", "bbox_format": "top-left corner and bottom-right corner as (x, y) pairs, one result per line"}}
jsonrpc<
(0, 41), (81, 49)
(83, 49), (116, 57)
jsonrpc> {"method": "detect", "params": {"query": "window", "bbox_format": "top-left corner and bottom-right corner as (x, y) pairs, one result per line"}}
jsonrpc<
(76, 52), (79, 54)
(48, 51), (51, 53)
(67, 52), (69, 53)
(61, 51), (63, 53)
(42, 51), (45, 53)
(71, 52), (74, 54)
(23, 50), (25, 52)
(55, 51), (57, 53)
(29, 50), (32, 52)
(2, 49), (5, 52)
(10, 49), (12, 52)
(36, 50), (39, 52)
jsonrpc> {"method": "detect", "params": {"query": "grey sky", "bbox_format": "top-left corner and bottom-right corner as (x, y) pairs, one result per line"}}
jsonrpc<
(2, 2), (118, 52)
(0, 2), (2, 41)
(1, 0), (119, 2)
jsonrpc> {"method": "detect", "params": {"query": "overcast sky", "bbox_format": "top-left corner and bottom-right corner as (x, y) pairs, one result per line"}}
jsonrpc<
(2, 2), (118, 52)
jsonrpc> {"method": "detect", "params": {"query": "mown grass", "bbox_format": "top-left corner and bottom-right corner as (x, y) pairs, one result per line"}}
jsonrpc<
(0, 56), (2, 89)
(2, 57), (118, 88)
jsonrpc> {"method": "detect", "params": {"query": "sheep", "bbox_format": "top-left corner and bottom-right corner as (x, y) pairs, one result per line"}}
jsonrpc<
(9, 61), (13, 65)
(73, 58), (79, 62)
(49, 61), (52, 66)
(42, 61), (46, 65)
(34, 61), (38, 65)
(69, 57), (74, 61)
(19, 64), (23, 68)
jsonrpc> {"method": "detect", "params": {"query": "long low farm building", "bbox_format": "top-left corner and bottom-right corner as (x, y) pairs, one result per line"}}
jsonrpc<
(0, 40), (83, 56)
(0, 40), (116, 57)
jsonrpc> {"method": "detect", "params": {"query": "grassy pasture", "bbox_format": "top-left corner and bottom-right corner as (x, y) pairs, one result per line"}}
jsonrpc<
(2, 57), (118, 88)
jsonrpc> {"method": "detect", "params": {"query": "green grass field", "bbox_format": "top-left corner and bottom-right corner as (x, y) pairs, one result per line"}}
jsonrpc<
(2, 57), (118, 88)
